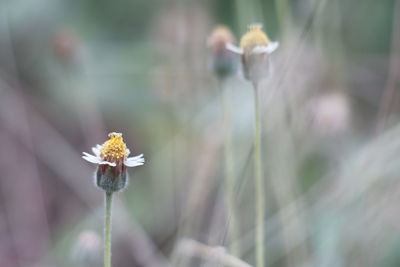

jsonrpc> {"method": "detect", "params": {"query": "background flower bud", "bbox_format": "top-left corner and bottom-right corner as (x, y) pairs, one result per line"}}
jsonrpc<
(207, 25), (238, 79)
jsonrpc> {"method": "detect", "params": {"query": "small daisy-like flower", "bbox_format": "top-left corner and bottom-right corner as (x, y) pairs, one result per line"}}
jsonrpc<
(82, 132), (144, 192)
(226, 24), (279, 83)
(207, 25), (238, 79)
(226, 24), (279, 56)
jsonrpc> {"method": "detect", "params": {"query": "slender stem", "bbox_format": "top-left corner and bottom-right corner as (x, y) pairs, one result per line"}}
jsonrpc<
(253, 83), (265, 267)
(219, 81), (240, 256)
(275, 0), (292, 37)
(104, 192), (113, 267)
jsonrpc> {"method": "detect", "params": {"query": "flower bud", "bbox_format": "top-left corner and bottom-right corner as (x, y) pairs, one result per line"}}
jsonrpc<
(96, 164), (128, 193)
(207, 25), (238, 79)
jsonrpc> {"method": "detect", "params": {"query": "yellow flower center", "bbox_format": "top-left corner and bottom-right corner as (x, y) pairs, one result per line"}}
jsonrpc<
(240, 24), (270, 51)
(100, 132), (128, 161)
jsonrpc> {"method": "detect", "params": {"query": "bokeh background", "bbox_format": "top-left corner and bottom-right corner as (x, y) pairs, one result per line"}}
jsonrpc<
(0, 0), (399, 266)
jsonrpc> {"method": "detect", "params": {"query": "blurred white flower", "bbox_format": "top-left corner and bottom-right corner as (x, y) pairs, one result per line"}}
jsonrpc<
(207, 25), (238, 79)
(226, 24), (279, 83)
(308, 93), (351, 136)
(225, 24), (279, 56)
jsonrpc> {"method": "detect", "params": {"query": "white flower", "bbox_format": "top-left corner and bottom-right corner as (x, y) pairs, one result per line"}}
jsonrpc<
(82, 132), (145, 168)
(225, 24), (279, 83)
(225, 24), (279, 56)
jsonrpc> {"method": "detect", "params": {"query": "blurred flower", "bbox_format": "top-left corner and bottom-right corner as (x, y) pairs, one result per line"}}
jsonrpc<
(307, 93), (351, 136)
(207, 25), (238, 79)
(71, 230), (102, 266)
(82, 132), (145, 192)
(226, 24), (279, 83)
(52, 30), (80, 64)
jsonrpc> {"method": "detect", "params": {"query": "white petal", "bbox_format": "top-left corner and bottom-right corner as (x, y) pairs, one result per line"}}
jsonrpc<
(92, 144), (101, 157)
(125, 156), (145, 164)
(252, 42), (279, 54)
(128, 154), (144, 160)
(99, 161), (117, 167)
(124, 154), (145, 167)
(251, 46), (269, 54)
(82, 155), (102, 164)
(82, 151), (116, 166)
(266, 42), (279, 53)
(124, 160), (144, 167)
(82, 152), (103, 164)
(226, 43), (243, 54)
(126, 148), (131, 156)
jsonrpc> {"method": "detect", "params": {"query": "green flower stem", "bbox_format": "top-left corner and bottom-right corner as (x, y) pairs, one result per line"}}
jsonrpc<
(253, 83), (265, 267)
(220, 82), (240, 256)
(104, 192), (113, 267)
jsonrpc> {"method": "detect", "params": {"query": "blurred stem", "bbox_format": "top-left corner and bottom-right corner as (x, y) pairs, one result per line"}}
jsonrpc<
(235, 0), (261, 33)
(253, 83), (265, 267)
(219, 80), (240, 256)
(104, 192), (113, 267)
(275, 0), (292, 37)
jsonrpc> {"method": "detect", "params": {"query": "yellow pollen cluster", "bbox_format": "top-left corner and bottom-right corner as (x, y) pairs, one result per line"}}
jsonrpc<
(240, 24), (270, 50)
(100, 132), (128, 161)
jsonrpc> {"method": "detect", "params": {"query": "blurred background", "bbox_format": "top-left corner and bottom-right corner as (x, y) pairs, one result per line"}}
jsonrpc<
(0, 0), (399, 266)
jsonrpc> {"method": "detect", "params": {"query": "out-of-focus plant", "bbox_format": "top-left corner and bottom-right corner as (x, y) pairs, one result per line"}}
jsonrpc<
(71, 230), (102, 267)
(82, 132), (144, 267)
(207, 25), (240, 256)
(227, 23), (279, 267)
